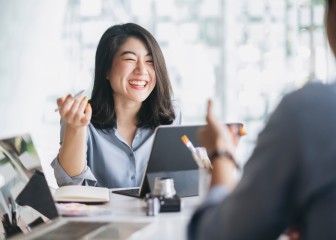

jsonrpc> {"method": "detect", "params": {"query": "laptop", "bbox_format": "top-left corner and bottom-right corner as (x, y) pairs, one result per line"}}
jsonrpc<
(0, 134), (149, 240)
(113, 125), (202, 198)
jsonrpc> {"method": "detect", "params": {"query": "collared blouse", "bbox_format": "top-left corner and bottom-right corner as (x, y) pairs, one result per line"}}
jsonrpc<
(51, 104), (182, 188)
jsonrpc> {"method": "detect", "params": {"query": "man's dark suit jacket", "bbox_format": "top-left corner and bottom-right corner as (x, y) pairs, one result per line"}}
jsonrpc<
(189, 82), (336, 239)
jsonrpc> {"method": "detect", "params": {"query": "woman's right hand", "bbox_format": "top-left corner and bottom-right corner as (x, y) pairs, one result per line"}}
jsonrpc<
(56, 94), (92, 128)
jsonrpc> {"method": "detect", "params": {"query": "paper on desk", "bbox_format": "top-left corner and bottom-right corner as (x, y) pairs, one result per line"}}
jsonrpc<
(56, 203), (110, 216)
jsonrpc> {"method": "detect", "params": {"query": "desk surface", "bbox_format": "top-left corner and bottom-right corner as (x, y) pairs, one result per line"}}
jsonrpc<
(66, 191), (202, 240)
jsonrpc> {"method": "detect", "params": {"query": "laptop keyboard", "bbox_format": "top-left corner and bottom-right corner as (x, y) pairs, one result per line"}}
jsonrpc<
(34, 221), (109, 240)
(112, 188), (141, 198)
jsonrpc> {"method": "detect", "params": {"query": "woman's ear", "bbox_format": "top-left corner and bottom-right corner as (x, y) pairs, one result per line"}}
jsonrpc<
(105, 69), (110, 80)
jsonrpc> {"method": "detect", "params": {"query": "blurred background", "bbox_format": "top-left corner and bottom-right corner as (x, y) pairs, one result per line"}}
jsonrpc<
(0, 0), (333, 187)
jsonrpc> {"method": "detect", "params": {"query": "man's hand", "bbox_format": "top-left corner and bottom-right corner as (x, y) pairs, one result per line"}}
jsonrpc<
(197, 100), (241, 189)
(197, 100), (238, 157)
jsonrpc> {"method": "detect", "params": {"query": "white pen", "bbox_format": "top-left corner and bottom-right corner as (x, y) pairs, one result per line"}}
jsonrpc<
(195, 147), (213, 170)
(181, 135), (197, 154)
(181, 135), (213, 170)
(181, 135), (204, 168)
(54, 89), (86, 112)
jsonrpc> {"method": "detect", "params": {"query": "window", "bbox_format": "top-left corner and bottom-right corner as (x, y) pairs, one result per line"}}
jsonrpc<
(0, 0), (330, 169)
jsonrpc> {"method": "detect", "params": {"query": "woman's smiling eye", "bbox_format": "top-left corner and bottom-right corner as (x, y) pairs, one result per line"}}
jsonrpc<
(146, 56), (154, 64)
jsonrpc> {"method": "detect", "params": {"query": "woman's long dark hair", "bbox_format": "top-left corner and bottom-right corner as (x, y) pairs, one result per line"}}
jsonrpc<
(90, 23), (176, 130)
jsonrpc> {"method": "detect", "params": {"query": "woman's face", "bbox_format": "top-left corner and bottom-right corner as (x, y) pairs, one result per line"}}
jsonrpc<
(107, 37), (156, 105)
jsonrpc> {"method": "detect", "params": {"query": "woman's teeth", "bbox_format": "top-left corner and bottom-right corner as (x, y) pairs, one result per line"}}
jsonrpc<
(129, 80), (146, 86)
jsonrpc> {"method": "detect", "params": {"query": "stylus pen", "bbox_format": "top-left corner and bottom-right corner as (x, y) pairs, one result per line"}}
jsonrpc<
(181, 135), (203, 168)
(8, 197), (16, 225)
(181, 135), (197, 155)
(54, 89), (86, 112)
(11, 203), (17, 226)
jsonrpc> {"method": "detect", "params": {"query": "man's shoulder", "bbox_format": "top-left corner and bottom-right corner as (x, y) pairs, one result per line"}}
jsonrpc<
(299, 81), (335, 93)
(284, 82), (336, 106)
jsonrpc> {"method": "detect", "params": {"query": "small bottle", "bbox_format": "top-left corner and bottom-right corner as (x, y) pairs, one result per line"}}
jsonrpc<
(146, 194), (160, 216)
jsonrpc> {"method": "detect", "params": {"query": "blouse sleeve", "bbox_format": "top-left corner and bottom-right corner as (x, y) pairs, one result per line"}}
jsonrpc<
(173, 101), (183, 125)
(50, 120), (97, 187)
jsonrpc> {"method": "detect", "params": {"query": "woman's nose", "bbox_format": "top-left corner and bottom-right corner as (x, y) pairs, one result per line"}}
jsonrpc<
(134, 60), (148, 75)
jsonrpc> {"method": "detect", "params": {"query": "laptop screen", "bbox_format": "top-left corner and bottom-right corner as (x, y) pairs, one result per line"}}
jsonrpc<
(142, 125), (201, 197)
(0, 134), (51, 237)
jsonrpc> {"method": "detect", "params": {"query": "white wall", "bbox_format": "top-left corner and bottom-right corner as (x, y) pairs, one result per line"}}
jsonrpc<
(0, 0), (69, 187)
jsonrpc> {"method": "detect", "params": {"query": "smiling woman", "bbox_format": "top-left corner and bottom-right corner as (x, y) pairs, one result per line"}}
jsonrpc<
(51, 23), (182, 188)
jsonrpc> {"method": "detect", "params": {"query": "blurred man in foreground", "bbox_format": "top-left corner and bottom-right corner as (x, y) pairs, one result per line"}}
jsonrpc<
(188, 1), (336, 239)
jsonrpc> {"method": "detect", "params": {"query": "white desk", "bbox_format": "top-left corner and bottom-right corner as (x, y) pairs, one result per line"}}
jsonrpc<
(68, 192), (202, 240)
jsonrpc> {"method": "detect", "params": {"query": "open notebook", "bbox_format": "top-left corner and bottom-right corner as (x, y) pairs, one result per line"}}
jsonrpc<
(0, 134), (149, 239)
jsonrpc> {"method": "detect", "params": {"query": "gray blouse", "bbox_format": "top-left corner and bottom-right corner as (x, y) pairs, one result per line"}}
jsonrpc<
(51, 105), (182, 188)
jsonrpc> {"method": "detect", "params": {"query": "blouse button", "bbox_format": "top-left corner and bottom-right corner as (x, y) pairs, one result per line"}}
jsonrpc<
(131, 175), (135, 180)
